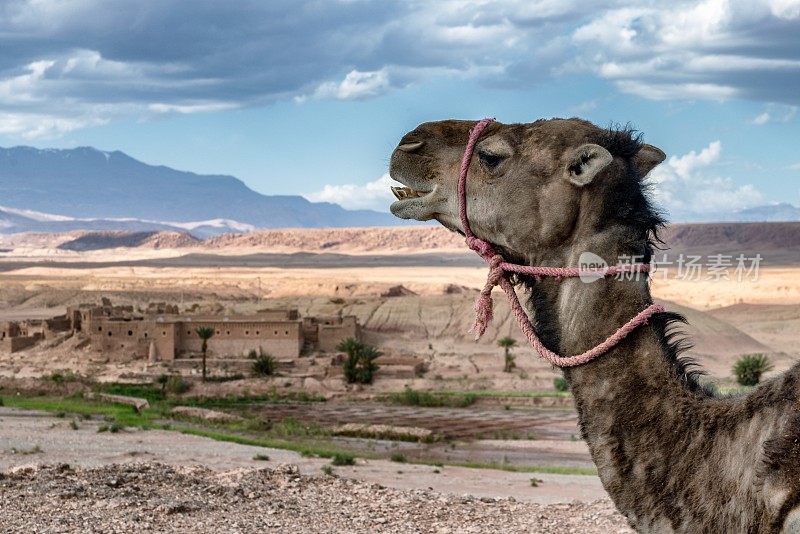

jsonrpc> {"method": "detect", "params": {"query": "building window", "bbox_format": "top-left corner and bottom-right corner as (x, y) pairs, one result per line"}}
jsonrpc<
(162, 331), (167, 336)
(255, 331), (260, 335)
(216, 330), (220, 335)
(128, 330), (133, 336)
(274, 330), (278, 335)
(187, 330), (191, 335)
(285, 330), (289, 335)
(226, 330), (230, 336)
(98, 326), (102, 332)
(245, 330), (249, 336)
(144, 333), (148, 338)
(108, 331), (112, 337)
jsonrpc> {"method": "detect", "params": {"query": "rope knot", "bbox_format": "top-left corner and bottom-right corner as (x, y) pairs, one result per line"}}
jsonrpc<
(469, 253), (507, 340)
(465, 236), (495, 259)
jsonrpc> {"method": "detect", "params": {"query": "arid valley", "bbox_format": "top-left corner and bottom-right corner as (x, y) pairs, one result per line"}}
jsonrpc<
(1, 223), (799, 531)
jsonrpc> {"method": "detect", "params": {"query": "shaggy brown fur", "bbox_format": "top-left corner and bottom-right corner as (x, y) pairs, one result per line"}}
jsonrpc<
(389, 118), (800, 533)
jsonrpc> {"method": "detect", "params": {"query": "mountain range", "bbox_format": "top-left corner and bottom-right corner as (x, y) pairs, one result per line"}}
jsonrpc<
(0, 145), (400, 235)
(1, 145), (798, 236)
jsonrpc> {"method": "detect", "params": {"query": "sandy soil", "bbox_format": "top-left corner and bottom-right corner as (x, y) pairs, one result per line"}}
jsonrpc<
(0, 408), (630, 532)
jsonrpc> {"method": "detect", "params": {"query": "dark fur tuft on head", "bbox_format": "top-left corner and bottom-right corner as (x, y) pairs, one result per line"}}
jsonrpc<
(592, 122), (644, 159)
(588, 124), (669, 263)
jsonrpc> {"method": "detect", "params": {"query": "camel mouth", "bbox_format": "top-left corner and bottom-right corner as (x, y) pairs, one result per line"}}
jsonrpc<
(390, 186), (427, 200)
(388, 181), (439, 221)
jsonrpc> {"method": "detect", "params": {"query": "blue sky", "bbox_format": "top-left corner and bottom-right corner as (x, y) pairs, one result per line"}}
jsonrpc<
(1, 0), (799, 220)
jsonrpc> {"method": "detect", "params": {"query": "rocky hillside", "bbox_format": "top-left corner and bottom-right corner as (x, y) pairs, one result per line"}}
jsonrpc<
(204, 226), (458, 253)
(205, 222), (800, 259)
(56, 231), (201, 251)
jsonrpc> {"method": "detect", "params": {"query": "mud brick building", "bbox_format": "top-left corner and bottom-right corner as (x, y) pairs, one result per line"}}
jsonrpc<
(73, 304), (360, 361)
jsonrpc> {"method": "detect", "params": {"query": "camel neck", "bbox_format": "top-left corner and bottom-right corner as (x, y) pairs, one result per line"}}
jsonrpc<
(526, 237), (695, 402)
(525, 237), (710, 523)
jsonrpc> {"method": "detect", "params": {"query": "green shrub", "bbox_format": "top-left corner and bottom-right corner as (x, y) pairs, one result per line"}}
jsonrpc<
(156, 374), (170, 396)
(390, 452), (407, 463)
(321, 465), (335, 476)
(50, 371), (79, 383)
(204, 374), (245, 383)
(252, 453), (270, 461)
(252, 353), (277, 377)
(165, 375), (191, 395)
(105, 382), (164, 402)
(498, 337), (517, 373)
(553, 377), (569, 392)
(338, 338), (380, 384)
(69, 420), (79, 430)
(388, 387), (476, 408)
(733, 354), (773, 386)
(331, 453), (356, 466)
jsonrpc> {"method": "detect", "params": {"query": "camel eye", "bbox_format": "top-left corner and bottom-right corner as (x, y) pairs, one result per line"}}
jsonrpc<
(478, 150), (504, 169)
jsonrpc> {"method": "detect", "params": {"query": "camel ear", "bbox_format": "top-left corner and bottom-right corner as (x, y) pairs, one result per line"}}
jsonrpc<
(632, 144), (666, 177)
(564, 144), (612, 187)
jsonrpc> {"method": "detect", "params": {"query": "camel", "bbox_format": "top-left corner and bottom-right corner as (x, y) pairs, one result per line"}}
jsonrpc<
(388, 118), (800, 533)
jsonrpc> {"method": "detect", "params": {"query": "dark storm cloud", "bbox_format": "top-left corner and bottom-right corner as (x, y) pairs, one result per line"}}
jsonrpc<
(1, 0), (799, 138)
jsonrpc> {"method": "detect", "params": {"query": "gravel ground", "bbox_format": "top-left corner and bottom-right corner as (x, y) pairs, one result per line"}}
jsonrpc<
(0, 462), (632, 533)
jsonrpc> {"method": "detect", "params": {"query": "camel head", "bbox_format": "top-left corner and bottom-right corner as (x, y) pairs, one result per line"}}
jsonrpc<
(389, 118), (666, 261)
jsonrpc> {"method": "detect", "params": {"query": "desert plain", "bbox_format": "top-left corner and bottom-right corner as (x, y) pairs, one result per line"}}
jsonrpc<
(1, 223), (799, 532)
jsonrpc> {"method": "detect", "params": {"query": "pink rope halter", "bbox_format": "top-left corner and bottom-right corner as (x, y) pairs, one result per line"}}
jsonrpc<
(459, 118), (664, 367)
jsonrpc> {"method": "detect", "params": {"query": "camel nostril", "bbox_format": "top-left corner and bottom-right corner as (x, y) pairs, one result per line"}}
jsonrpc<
(397, 140), (424, 153)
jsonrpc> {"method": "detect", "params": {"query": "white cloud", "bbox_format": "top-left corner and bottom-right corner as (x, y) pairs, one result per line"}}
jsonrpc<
(769, 0), (800, 19)
(303, 69), (391, 101)
(749, 104), (797, 125)
(669, 141), (722, 179)
(305, 174), (395, 211)
(615, 81), (737, 101)
(648, 141), (764, 219)
(148, 102), (239, 114)
(572, 1), (800, 104)
(788, 162), (800, 170)
(570, 99), (598, 113)
(0, 111), (108, 139)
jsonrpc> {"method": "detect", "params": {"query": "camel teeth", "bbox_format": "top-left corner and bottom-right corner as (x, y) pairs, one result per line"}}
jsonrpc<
(391, 186), (414, 200)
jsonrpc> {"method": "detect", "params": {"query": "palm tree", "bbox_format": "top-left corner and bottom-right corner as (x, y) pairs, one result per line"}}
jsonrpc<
(337, 338), (381, 384)
(498, 336), (517, 373)
(195, 327), (214, 381)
